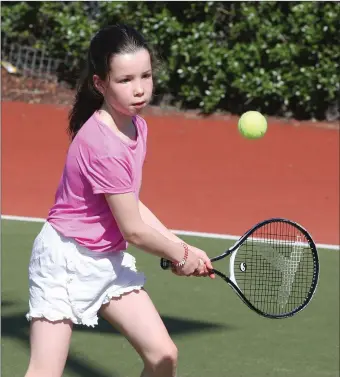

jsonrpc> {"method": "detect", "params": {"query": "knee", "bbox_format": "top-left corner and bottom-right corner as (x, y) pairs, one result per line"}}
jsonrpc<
(144, 342), (178, 373)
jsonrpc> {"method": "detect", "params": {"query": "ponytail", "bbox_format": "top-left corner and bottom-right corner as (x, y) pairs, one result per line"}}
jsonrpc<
(68, 67), (103, 140)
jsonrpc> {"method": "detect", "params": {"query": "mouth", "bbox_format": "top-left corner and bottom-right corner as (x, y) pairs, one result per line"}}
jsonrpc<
(132, 101), (146, 107)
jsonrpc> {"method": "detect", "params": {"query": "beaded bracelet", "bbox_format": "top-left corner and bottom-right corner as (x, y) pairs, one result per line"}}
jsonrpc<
(174, 242), (189, 268)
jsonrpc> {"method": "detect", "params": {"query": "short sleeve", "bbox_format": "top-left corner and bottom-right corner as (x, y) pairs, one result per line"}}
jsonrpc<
(86, 155), (133, 194)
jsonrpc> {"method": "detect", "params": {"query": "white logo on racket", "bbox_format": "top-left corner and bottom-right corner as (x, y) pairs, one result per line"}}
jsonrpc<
(256, 236), (305, 306)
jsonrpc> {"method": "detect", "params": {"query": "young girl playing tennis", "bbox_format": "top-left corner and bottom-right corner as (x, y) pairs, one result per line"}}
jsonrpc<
(25, 24), (214, 377)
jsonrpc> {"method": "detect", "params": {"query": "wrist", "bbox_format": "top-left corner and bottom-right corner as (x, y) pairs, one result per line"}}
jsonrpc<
(174, 242), (189, 268)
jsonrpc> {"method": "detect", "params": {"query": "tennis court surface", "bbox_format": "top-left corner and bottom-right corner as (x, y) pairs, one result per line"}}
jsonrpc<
(2, 219), (339, 377)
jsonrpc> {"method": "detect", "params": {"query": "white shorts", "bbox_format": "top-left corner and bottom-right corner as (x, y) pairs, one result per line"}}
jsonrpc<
(26, 222), (146, 327)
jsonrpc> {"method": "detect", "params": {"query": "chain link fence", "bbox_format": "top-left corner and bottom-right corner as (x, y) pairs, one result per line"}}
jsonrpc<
(0, 1), (101, 81)
(1, 35), (70, 81)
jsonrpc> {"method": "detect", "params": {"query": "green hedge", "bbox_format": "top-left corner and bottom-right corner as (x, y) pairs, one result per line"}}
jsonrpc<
(2, 1), (339, 120)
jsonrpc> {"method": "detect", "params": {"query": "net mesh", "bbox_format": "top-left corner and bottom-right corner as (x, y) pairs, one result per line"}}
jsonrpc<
(233, 221), (318, 316)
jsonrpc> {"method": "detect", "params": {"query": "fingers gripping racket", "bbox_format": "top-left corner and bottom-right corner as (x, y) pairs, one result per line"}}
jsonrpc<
(161, 218), (319, 319)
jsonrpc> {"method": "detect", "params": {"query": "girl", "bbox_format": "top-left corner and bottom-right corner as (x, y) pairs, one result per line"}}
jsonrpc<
(25, 24), (215, 377)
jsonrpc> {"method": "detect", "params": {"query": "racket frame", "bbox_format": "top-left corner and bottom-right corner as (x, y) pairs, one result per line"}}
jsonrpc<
(161, 218), (320, 319)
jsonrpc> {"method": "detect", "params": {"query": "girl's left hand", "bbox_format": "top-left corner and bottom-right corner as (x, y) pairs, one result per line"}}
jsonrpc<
(189, 245), (215, 279)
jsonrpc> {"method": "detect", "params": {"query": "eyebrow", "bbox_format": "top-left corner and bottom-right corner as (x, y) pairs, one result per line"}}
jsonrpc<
(116, 70), (152, 78)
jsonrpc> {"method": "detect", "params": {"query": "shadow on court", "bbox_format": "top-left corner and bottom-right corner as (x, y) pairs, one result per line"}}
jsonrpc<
(80, 314), (233, 336)
(2, 300), (233, 377)
(2, 301), (120, 377)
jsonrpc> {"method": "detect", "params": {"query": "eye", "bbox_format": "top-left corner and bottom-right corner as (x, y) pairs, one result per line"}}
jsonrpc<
(119, 78), (130, 84)
(142, 73), (152, 79)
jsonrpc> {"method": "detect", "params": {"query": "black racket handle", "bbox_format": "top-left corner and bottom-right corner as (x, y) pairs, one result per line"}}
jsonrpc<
(160, 258), (172, 270)
(160, 257), (219, 277)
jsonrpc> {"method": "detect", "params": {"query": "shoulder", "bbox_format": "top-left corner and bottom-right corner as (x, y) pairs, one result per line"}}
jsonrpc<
(74, 114), (126, 159)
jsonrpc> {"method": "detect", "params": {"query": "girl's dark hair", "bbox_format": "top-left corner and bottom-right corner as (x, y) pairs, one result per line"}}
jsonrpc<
(68, 24), (157, 139)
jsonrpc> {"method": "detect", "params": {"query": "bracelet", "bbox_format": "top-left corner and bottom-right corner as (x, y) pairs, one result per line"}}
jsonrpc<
(174, 242), (189, 268)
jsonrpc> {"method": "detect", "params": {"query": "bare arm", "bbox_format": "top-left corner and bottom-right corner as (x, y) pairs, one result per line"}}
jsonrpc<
(104, 192), (202, 275)
(138, 200), (182, 243)
(138, 200), (215, 279)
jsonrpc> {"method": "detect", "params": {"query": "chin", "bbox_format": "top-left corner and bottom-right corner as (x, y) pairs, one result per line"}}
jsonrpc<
(134, 107), (146, 115)
(131, 104), (148, 115)
(118, 107), (138, 117)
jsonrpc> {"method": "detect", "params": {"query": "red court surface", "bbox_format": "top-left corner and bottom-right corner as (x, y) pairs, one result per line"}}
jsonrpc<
(2, 101), (339, 245)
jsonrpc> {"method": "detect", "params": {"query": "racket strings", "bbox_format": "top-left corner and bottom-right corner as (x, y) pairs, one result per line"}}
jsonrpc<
(233, 221), (317, 316)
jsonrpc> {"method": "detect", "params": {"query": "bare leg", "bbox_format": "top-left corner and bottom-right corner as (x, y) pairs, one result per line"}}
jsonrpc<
(24, 318), (73, 377)
(100, 289), (178, 377)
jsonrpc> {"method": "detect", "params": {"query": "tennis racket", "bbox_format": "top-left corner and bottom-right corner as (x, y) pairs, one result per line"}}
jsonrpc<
(161, 218), (319, 319)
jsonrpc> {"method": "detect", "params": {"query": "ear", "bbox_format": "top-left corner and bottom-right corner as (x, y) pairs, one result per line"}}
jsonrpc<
(93, 74), (105, 95)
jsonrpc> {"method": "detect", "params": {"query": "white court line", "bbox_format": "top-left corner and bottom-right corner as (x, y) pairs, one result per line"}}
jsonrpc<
(2, 214), (339, 251)
(2, 215), (46, 223)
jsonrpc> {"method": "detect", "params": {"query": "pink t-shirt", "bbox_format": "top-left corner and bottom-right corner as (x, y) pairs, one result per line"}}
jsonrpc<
(47, 112), (147, 252)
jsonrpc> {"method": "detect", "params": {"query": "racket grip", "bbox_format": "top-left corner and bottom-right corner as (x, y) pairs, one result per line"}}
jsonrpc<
(160, 258), (173, 270)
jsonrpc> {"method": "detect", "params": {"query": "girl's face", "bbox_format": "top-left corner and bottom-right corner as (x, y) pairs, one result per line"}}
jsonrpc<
(94, 48), (153, 116)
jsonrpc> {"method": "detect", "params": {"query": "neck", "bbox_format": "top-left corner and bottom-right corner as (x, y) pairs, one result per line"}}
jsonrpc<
(97, 102), (137, 142)
(100, 102), (132, 132)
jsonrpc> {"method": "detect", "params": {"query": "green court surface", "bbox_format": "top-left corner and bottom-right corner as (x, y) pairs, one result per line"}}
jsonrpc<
(2, 220), (339, 377)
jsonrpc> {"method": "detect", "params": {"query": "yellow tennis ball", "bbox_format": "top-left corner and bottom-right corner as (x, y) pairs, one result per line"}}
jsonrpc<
(238, 111), (267, 139)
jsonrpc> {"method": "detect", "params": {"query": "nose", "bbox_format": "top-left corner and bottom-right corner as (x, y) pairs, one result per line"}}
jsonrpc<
(133, 82), (144, 97)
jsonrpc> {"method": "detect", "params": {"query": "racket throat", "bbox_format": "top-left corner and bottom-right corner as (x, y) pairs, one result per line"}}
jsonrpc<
(229, 248), (241, 290)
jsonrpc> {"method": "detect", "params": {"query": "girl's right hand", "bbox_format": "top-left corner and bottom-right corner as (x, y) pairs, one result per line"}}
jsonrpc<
(172, 247), (205, 277)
